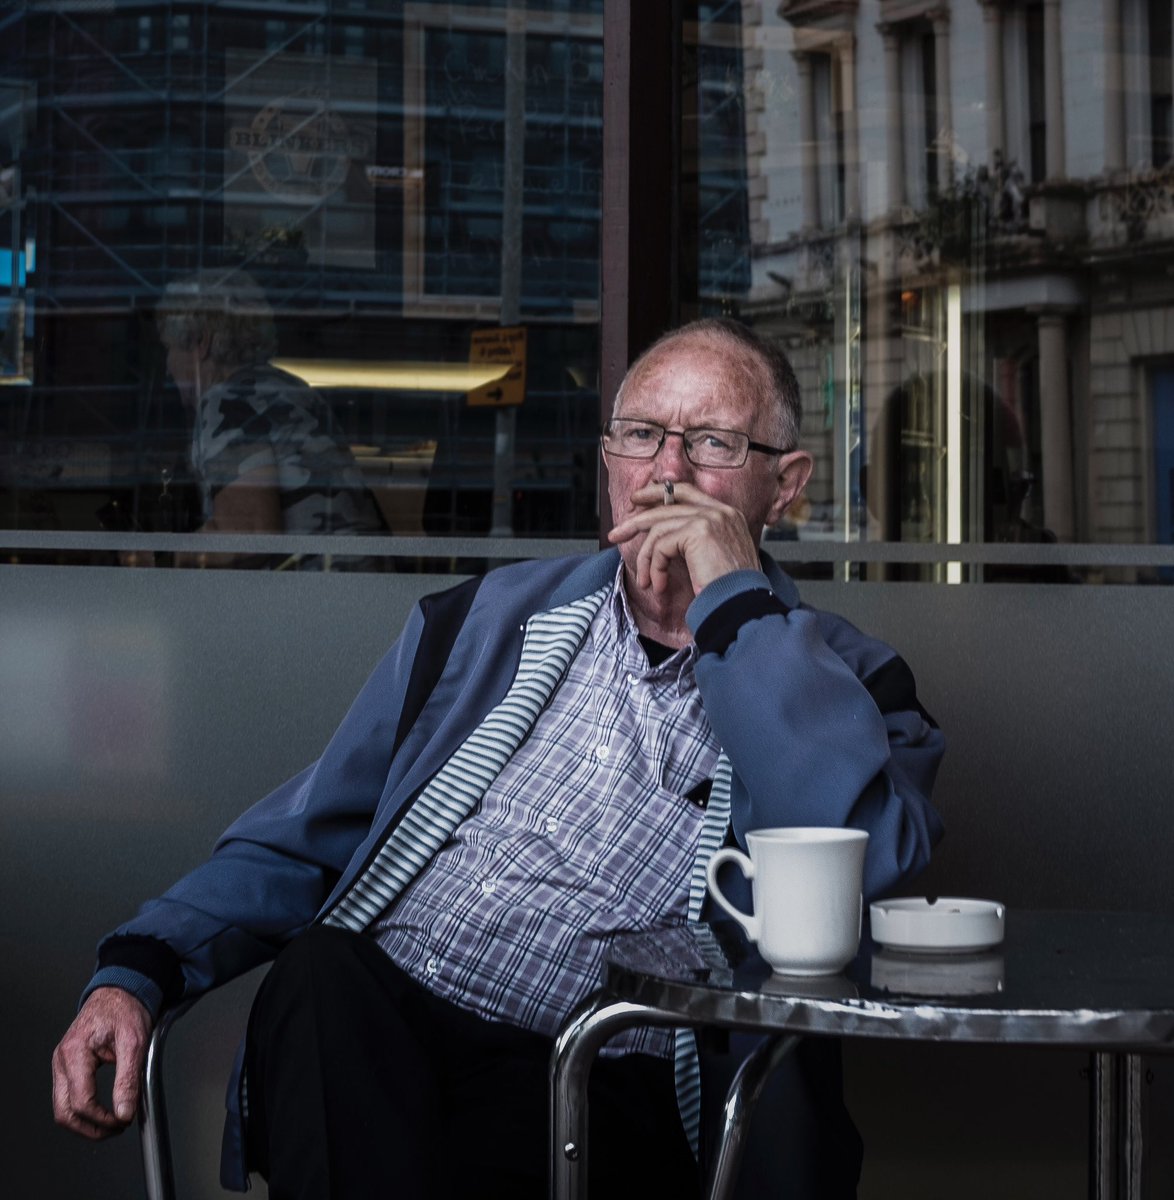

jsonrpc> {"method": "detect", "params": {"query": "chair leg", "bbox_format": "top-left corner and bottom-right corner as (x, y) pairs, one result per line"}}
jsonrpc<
(138, 1002), (192, 1200)
(549, 991), (687, 1200)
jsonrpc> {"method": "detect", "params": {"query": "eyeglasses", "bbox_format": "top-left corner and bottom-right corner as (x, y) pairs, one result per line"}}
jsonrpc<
(601, 417), (791, 469)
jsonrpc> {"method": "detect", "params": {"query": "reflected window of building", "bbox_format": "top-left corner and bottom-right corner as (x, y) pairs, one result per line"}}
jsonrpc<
(1125, 0), (1174, 169)
(1147, 0), (1172, 167)
(900, 23), (938, 209)
(1002, 1), (1047, 184)
(811, 51), (845, 228)
(1153, 367), (1174, 548)
(686, 5), (753, 299)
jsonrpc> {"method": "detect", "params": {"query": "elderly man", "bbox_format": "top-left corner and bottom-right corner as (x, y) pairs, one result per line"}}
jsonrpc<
(53, 318), (944, 1199)
(157, 272), (385, 559)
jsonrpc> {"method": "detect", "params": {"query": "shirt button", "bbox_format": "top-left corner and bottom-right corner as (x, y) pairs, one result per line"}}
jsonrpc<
(425, 957), (439, 975)
(595, 744), (610, 760)
(628, 673), (639, 686)
(480, 878), (497, 895)
(545, 816), (560, 834)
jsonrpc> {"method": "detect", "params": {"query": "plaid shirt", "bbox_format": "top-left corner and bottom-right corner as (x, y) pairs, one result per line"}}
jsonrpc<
(370, 569), (719, 1056)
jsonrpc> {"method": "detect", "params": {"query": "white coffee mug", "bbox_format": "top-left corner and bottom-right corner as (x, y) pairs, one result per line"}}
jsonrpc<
(705, 827), (869, 975)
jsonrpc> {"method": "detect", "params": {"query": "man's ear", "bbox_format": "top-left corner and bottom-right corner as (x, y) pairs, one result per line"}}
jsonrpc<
(766, 450), (814, 525)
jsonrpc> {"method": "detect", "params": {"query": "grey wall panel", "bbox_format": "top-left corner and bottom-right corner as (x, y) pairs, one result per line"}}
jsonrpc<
(4, 565), (456, 1200)
(801, 581), (1174, 913)
(800, 580), (1174, 1200)
(8, 567), (1173, 1198)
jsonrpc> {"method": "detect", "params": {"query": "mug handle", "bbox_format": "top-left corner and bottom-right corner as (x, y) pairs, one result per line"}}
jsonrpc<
(705, 847), (760, 942)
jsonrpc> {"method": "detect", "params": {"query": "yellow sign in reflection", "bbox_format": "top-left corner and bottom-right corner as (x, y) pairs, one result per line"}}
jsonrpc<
(467, 326), (527, 407)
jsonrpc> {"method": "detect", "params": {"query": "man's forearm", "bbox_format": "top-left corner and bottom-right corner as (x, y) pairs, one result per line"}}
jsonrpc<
(688, 581), (944, 895)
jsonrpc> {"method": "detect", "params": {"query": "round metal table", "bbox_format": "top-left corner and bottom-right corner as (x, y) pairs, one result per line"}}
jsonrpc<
(550, 910), (1174, 1200)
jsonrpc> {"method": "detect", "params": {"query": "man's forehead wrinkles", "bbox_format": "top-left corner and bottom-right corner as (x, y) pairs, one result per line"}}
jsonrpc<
(622, 382), (753, 430)
(624, 363), (734, 405)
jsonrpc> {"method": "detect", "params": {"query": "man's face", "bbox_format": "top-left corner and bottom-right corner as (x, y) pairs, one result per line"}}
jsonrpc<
(164, 338), (204, 408)
(605, 337), (809, 572)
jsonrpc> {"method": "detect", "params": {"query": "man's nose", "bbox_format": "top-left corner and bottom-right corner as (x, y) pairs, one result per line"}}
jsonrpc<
(655, 430), (693, 474)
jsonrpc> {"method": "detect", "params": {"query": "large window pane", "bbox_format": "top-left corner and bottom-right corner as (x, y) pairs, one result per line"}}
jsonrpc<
(689, 0), (1174, 583)
(0, 1), (603, 568)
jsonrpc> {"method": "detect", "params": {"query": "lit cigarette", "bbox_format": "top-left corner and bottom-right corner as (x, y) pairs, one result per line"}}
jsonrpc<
(663, 480), (675, 506)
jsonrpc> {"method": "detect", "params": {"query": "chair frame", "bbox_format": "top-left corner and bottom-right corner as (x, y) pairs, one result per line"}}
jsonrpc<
(138, 1002), (191, 1200)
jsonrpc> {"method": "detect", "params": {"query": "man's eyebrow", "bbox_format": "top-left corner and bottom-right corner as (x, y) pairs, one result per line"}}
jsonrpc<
(617, 416), (748, 430)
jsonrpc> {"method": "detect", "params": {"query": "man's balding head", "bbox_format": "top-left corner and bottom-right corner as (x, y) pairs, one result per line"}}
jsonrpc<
(616, 318), (802, 451)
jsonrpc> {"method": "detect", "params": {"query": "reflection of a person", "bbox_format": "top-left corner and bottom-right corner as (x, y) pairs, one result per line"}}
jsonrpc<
(52, 319), (944, 1199)
(157, 272), (385, 563)
(866, 372), (1073, 581)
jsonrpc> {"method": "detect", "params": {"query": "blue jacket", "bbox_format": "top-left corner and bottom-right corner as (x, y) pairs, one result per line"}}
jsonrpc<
(85, 550), (944, 1190)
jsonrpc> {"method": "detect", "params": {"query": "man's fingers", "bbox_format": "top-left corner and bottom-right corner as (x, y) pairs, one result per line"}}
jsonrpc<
(59, 1102), (124, 1139)
(634, 516), (691, 592)
(52, 1039), (123, 1138)
(50, 1045), (75, 1127)
(110, 1018), (147, 1122)
(52, 988), (153, 1139)
(611, 481), (762, 594)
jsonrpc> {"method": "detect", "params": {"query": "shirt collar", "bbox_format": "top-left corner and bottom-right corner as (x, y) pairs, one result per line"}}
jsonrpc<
(604, 564), (699, 694)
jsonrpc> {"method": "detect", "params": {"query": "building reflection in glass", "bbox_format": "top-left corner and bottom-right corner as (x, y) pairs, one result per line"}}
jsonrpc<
(3, 0), (1171, 581)
(3, 2), (717, 556)
(692, 0), (1174, 582)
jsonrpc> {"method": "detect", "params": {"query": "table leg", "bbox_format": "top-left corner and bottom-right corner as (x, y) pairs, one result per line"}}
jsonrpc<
(704, 1033), (801, 1200)
(1091, 1052), (1144, 1200)
(549, 991), (690, 1200)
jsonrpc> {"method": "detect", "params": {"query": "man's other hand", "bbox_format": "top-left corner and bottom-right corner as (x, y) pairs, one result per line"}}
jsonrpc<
(52, 987), (152, 1139)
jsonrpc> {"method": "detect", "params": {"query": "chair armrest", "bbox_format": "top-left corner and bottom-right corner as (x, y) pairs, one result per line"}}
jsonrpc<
(138, 1000), (195, 1200)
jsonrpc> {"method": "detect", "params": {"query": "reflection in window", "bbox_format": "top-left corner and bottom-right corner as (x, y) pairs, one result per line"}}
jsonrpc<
(413, 24), (602, 309)
(1001, 3), (1046, 185)
(0, 2), (617, 562)
(900, 25), (937, 209)
(695, 0), (1174, 582)
(693, 17), (752, 297)
(811, 52), (844, 229)
(1146, 0), (1172, 167)
(1152, 367), (1174, 550)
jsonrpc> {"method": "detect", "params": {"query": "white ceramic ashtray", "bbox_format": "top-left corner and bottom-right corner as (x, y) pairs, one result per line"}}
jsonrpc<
(870, 897), (1006, 954)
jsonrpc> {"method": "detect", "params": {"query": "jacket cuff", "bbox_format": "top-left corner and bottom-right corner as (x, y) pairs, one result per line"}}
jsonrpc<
(80, 968), (166, 1022)
(687, 570), (789, 655)
(85, 934), (185, 1019)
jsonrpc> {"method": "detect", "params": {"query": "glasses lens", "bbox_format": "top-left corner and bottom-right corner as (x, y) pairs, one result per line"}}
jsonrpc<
(686, 429), (749, 467)
(605, 419), (662, 457)
(603, 420), (751, 466)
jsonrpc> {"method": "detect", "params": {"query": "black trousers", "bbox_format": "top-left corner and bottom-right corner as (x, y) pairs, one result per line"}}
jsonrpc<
(245, 925), (700, 1200)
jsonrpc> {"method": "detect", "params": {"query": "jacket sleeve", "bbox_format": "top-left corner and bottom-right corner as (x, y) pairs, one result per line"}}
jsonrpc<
(82, 600), (431, 1018)
(687, 570), (944, 900)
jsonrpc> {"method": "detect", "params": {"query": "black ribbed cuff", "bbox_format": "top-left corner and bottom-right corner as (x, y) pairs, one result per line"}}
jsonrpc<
(694, 589), (789, 656)
(97, 935), (186, 1007)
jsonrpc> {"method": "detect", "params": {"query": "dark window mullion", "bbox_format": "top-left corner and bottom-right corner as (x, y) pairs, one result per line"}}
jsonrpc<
(599, 0), (681, 542)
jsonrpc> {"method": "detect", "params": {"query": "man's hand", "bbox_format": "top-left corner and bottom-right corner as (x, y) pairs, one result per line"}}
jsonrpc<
(52, 987), (153, 1139)
(607, 480), (762, 597)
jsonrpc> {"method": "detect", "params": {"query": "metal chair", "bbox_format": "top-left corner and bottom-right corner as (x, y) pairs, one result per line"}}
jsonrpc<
(137, 1002), (192, 1200)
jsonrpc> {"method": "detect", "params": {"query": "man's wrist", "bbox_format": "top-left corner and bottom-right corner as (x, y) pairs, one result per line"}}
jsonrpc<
(81, 968), (165, 1021)
(84, 933), (185, 1020)
(687, 569), (789, 655)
